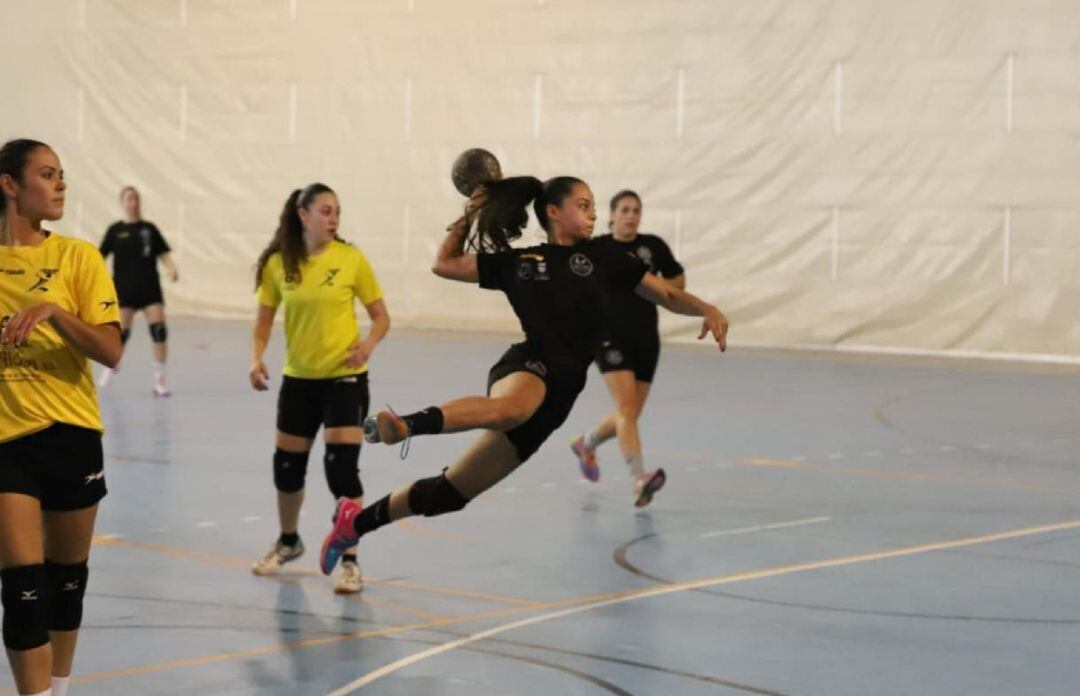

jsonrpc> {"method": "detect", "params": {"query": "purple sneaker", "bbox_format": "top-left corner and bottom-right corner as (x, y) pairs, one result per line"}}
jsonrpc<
(320, 498), (361, 575)
(571, 435), (600, 482)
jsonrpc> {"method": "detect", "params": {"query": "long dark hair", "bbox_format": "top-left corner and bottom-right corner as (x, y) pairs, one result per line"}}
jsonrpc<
(469, 175), (584, 252)
(608, 189), (641, 230)
(255, 183), (335, 288)
(0, 139), (49, 218)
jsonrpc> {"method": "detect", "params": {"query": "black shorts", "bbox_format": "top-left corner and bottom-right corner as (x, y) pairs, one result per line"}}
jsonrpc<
(0, 423), (107, 511)
(276, 373), (371, 439)
(487, 343), (585, 463)
(117, 282), (164, 310)
(595, 332), (661, 383)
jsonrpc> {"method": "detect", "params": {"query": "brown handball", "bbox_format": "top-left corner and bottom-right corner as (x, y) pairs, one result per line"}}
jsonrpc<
(451, 148), (502, 196)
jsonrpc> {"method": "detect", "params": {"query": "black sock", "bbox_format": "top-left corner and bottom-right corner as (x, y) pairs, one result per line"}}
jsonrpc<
(342, 553), (357, 565)
(279, 531), (300, 546)
(403, 407), (444, 436)
(352, 495), (393, 537)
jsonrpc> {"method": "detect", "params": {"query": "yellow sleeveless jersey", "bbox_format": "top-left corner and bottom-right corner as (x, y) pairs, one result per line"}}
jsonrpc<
(0, 233), (121, 443)
(257, 240), (382, 379)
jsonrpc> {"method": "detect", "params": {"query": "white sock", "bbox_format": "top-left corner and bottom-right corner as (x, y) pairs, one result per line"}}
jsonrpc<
(583, 431), (604, 451)
(51, 676), (71, 696)
(27, 688), (52, 696)
(625, 452), (645, 478)
(153, 362), (166, 381)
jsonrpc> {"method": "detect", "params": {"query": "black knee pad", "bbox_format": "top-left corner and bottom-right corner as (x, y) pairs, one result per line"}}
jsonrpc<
(273, 449), (310, 493)
(149, 321), (167, 344)
(324, 444), (363, 499)
(121, 327), (131, 345)
(1, 564), (51, 651)
(407, 473), (468, 517)
(45, 560), (88, 632)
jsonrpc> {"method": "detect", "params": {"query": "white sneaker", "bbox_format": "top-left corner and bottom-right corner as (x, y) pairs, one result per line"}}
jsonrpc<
(153, 374), (172, 397)
(633, 468), (667, 508)
(251, 538), (305, 576)
(334, 560), (363, 594)
(98, 366), (117, 388)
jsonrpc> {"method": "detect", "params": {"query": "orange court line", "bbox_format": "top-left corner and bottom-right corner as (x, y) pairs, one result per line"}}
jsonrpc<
(397, 516), (473, 543)
(737, 457), (1061, 493)
(92, 536), (544, 608)
(67, 517), (1080, 690)
(325, 517), (1080, 693)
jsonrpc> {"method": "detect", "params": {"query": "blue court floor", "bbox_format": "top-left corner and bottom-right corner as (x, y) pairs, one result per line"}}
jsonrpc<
(4, 319), (1078, 695)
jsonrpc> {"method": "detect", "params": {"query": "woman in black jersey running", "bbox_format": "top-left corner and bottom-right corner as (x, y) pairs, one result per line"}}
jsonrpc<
(571, 190), (686, 506)
(319, 176), (727, 572)
(97, 186), (179, 396)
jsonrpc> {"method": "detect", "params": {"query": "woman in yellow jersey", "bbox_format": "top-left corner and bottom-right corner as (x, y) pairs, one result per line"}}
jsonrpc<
(249, 183), (389, 594)
(0, 139), (122, 696)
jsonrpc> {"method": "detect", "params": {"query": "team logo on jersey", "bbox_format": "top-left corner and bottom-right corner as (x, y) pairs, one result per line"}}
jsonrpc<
(0, 268), (25, 276)
(28, 268), (59, 293)
(605, 348), (624, 366)
(524, 360), (548, 377)
(20, 591), (38, 601)
(569, 253), (594, 277)
(84, 471), (105, 485)
(635, 245), (654, 270)
(517, 260), (534, 280)
(320, 268), (341, 287)
(100, 300), (117, 310)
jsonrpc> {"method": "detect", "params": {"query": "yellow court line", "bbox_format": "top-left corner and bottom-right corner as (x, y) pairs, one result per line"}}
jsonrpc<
(325, 517), (1080, 694)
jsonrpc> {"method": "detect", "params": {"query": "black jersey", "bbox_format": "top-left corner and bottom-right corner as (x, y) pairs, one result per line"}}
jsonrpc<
(477, 241), (648, 375)
(591, 233), (684, 338)
(99, 221), (170, 297)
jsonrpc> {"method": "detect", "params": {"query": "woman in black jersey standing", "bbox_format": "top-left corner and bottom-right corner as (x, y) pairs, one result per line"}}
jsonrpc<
(319, 176), (728, 573)
(571, 190), (686, 506)
(97, 186), (179, 396)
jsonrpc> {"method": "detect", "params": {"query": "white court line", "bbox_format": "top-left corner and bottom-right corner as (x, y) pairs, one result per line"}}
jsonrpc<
(323, 517), (1080, 695)
(541, 482), (556, 488)
(242, 516), (262, 523)
(195, 521), (216, 529)
(700, 516), (830, 539)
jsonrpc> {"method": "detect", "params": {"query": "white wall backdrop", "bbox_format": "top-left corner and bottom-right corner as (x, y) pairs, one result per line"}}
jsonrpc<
(4, 0), (1079, 359)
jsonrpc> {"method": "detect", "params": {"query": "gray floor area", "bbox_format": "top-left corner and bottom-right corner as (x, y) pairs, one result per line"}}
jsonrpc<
(4, 318), (1078, 695)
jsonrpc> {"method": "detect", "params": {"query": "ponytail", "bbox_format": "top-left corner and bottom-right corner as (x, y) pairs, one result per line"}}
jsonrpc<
(468, 175), (584, 251)
(255, 183), (333, 288)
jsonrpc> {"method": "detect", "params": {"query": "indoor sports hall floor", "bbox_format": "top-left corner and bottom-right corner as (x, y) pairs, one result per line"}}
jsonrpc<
(4, 319), (1078, 695)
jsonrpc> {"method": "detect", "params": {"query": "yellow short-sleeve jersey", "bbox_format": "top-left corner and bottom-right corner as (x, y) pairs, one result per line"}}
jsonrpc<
(0, 233), (121, 443)
(256, 240), (383, 379)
